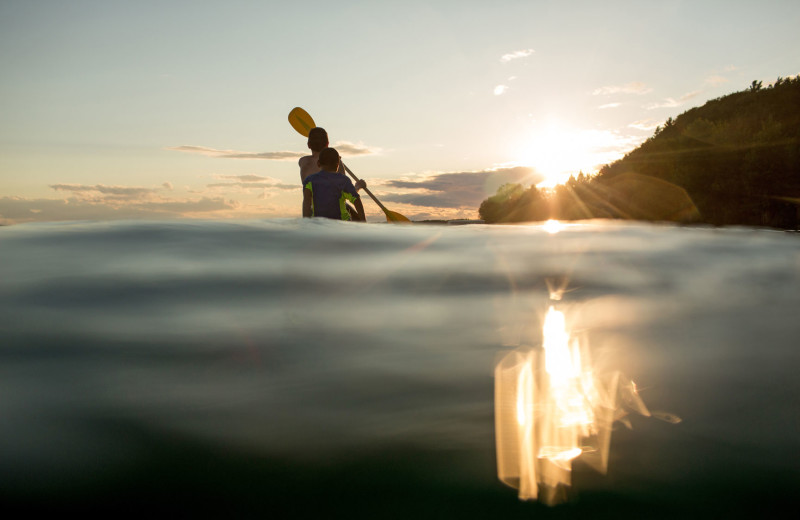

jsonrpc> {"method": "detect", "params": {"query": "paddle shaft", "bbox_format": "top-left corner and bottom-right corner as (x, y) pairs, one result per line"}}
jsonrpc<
(341, 162), (391, 214)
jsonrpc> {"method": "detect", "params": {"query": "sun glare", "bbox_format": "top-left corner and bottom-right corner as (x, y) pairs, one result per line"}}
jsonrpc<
(515, 120), (626, 188)
(542, 219), (564, 234)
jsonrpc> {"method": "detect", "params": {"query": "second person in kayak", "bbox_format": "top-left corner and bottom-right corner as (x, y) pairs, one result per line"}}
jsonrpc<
(303, 147), (366, 222)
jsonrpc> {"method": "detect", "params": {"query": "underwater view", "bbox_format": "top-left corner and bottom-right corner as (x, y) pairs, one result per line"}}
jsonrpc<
(1, 219), (798, 516)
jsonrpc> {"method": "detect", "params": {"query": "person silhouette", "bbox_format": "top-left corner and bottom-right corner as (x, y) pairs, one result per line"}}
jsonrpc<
(302, 147), (366, 222)
(298, 127), (366, 218)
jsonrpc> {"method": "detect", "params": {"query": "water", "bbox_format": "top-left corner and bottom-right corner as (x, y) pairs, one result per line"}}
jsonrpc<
(1, 219), (799, 516)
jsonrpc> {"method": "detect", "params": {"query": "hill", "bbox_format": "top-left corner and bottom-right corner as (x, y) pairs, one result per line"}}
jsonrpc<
(480, 76), (800, 229)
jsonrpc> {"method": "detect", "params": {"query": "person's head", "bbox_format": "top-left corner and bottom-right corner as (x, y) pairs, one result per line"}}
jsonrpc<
(307, 127), (329, 152)
(317, 147), (341, 171)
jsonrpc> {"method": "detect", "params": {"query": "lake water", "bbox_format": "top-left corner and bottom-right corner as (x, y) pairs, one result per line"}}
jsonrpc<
(1, 219), (798, 517)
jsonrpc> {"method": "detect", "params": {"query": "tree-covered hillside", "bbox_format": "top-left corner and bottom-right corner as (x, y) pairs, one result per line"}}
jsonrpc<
(480, 76), (800, 229)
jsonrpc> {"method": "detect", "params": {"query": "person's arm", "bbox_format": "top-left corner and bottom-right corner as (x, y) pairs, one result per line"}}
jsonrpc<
(298, 156), (307, 183)
(338, 158), (364, 191)
(341, 178), (365, 222)
(303, 187), (313, 217)
(352, 198), (366, 222)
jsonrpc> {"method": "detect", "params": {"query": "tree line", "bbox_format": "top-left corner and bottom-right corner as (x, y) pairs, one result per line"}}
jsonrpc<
(480, 76), (800, 229)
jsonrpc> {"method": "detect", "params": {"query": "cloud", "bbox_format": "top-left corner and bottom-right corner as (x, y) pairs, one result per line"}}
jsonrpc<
(168, 146), (305, 160)
(681, 90), (702, 101)
(168, 141), (379, 160)
(379, 166), (541, 210)
(329, 141), (378, 157)
(705, 75), (729, 86)
(0, 182), (246, 225)
(646, 100), (680, 110)
(49, 183), (158, 200)
(644, 90), (702, 110)
(216, 174), (271, 183)
(208, 174), (297, 190)
(0, 195), (237, 225)
(628, 119), (663, 131)
(598, 103), (621, 109)
(501, 49), (535, 63)
(132, 198), (239, 213)
(494, 85), (508, 96)
(593, 82), (653, 96)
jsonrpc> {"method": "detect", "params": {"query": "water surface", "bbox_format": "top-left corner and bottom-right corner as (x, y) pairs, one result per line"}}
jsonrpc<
(1, 219), (798, 516)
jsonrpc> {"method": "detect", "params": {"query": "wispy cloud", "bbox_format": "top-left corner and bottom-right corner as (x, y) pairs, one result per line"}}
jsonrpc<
(379, 166), (540, 210)
(207, 174), (297, 190)
(494, 85), (509, 96)
(705, 75), (729, 86)
(169, 141), (379, 160)
(49, 184), (159, 200)
(0, 194), (237, 225)
(593, 82), (653, 96)
(501, 48), (535, 63)
(330, 141), (379, 156)
(598, 102), (621, 109)
(644, 90), (702, 110)
(628, 119), (663, 131)
(42, 182), (235, 215)
(168, 146), (305, 160)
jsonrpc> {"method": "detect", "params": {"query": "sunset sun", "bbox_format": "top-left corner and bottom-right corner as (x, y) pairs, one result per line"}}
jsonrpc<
(516, 121), (626, 188)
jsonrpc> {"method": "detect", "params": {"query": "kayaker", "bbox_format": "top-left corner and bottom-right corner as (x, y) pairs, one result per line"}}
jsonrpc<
(303, 147), (366, 222)
(299, 127), (366, 186)
(298, 127), (365, 218)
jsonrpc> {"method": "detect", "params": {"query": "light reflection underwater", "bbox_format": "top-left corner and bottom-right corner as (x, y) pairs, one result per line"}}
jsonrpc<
(495, 303), (679, 505)
(1, 219), (798, 515)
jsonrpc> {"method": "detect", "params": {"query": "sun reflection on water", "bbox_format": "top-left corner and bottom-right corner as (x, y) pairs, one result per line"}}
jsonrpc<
(542, 219), (564, 234)
(495, 303), (669, 505)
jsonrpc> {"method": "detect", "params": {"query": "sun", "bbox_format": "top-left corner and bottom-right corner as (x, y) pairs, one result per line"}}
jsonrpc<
(515, 120), (620, 188)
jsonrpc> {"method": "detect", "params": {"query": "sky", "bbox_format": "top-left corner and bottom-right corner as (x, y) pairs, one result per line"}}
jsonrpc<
(1, 0), (799, 224)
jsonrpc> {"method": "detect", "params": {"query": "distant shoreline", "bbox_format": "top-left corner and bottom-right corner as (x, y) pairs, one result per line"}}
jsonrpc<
(414, 219), (486, 225)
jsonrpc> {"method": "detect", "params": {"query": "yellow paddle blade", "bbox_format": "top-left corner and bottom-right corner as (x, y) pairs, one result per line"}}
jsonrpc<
(384, 209), (412, 223)
(288, 107), (315, 137)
